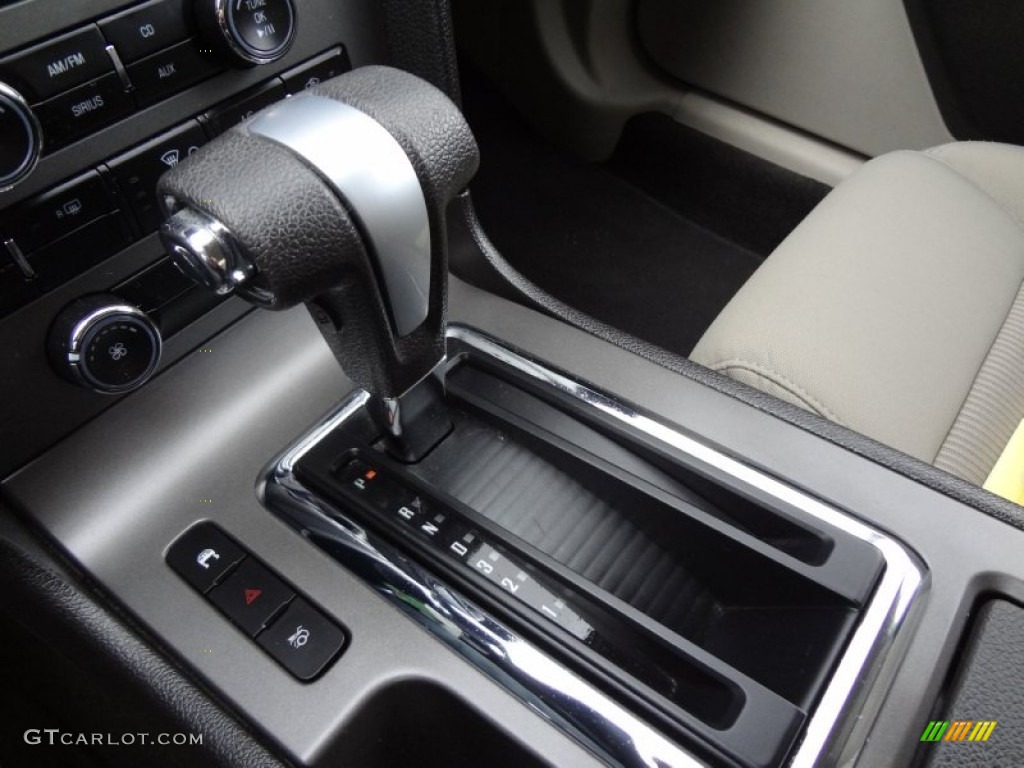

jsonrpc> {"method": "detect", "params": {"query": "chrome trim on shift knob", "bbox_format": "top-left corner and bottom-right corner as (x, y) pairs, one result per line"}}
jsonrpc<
(247, 93), (432, 337)
(160, 207), (274, 307)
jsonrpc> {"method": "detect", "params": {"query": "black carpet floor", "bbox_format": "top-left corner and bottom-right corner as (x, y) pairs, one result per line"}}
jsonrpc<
(463, 75), (829, 356)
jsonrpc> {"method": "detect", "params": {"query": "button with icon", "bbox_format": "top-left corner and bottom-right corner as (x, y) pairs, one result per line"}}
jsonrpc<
(208, 558), (294, 636)
(0, 170), (117, 255)
(166, 521), (245, 592)
(99, 0), (193, 64)
(281, 47), (351, 95)
(258, 598), (346, 681)
(126, 39), (222, 106)
(107, 120), (207, 233)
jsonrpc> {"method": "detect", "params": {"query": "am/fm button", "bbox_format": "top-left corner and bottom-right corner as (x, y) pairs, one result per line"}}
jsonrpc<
(0, 26), (113, 102)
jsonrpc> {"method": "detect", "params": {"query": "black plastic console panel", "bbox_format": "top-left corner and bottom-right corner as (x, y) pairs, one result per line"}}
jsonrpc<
(919, 598), (1024, 766)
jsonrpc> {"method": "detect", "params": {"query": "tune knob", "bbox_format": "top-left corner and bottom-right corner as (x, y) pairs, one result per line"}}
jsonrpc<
(0, 82), (42, 192)
(48, 295), (162, 394)
(198, 0), (297, 66)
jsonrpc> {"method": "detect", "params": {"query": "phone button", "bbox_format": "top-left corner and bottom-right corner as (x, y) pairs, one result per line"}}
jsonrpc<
(166, 521), (246, 593)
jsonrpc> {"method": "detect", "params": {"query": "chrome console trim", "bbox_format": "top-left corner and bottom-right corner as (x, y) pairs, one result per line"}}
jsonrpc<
(259, 326), (926, 768)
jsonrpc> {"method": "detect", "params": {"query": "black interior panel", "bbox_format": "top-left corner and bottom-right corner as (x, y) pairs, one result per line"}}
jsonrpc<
(904, 0), (1024, 144)
(333, 680), (549, 768)
(919, 598), (1024, 766)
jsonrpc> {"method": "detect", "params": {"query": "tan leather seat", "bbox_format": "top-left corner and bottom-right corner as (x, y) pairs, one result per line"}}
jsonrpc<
(691, 142), (1024, 485)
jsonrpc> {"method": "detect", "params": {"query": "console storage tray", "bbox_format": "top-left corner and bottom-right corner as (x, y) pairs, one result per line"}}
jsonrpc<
(291, 345), (887, 768)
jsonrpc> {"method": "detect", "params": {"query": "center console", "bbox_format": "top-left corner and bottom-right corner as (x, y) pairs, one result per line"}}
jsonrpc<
(3, 3), (1024, 768)
(253, 326), (922, 767)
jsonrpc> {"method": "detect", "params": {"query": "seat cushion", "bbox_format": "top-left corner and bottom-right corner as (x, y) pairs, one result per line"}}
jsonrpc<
(691, 143), (1024, 477)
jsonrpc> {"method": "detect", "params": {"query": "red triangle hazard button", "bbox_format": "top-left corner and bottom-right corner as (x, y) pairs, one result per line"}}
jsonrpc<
(244, 588), (262, 605)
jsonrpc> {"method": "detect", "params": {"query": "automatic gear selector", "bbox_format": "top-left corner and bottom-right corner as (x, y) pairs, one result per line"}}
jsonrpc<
(156, 65), (918, 768)
(158, 65), (479, 460)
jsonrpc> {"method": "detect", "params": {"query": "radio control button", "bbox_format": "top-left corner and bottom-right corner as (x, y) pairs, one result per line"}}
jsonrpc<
(0, 26), (113, 102)
(33, 73), (132, 150)
(196, 0), (296, 67)
(127, 40), (222, 105)
(100, 0), (192, 64)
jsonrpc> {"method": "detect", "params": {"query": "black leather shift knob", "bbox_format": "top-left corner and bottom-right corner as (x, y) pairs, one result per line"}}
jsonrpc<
(157, 65), (479, 397)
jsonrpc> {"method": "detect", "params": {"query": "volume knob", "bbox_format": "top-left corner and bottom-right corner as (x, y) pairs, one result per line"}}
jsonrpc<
(0, 82), (42, 192)
(199, 0), (297, 66)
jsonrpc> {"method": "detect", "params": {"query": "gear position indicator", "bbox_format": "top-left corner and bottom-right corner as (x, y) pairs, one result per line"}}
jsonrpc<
(336, 458), (594, 641)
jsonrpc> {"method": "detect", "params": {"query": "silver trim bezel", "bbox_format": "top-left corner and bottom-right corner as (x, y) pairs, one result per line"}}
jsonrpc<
(66, 303), (162, 394)
(214, 0), (297, 66)
(159, 206), (276, 307)
(0, 81), (42, 193)
(259, 326), (926, 767)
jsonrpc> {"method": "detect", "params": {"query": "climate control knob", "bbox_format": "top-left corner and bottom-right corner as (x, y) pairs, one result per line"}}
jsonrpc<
(0, 82), (41, 192)
(198, 0), (297, 66)
(48, 295), (162, 394)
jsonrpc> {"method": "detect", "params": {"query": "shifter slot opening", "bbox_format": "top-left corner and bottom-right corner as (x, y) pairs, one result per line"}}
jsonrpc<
(409, 365), (861, 710)
(279, 336), (908, 768)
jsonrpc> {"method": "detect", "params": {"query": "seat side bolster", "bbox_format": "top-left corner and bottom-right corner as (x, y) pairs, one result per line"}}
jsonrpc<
(692, 148), (1024, 464)
(925, 142), (1024, 230)
(702, 357), (845, 423)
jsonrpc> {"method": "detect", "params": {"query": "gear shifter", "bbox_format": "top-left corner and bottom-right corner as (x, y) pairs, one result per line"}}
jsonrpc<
(158, 66), (479, 461)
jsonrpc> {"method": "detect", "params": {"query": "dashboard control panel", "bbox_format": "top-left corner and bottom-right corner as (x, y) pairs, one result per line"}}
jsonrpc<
(0, 0), (371, 475)
(0, 46), (348, 322)
(0, 0), (299, 173)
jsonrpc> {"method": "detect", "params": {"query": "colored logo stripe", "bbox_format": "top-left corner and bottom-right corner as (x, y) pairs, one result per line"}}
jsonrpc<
(921, 721), (949, 742)
(920, 720), (997, 742)
(969, 721), (997, 742)
(944, 721), (973, 741)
